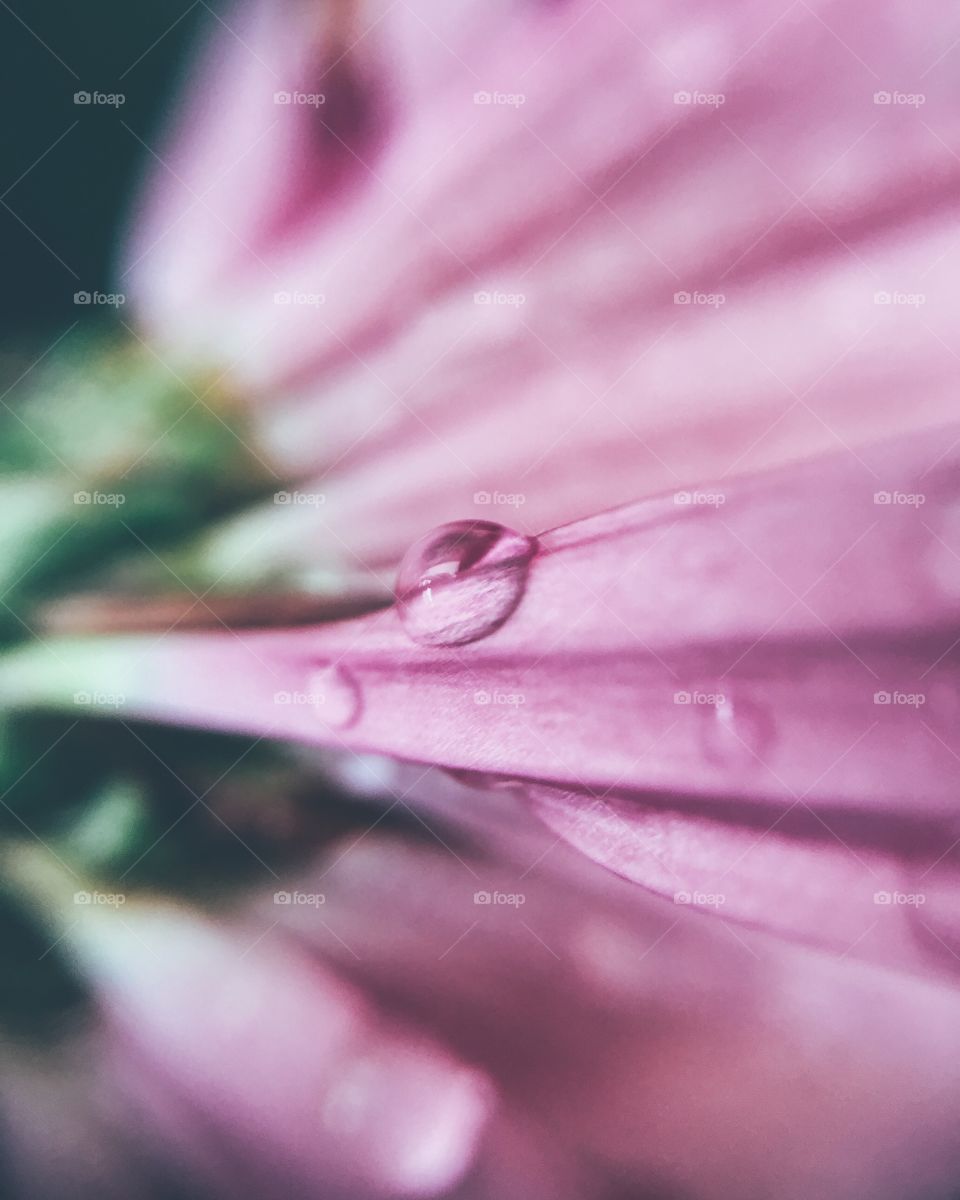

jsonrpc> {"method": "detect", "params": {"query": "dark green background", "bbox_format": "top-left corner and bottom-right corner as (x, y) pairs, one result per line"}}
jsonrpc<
(0, 1), (214, 334)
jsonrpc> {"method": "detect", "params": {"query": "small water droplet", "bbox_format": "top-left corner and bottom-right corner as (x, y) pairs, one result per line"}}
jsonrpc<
(700, 691), (772, 767)
(908, 864), (960, 975)
(921, 466), (960, 598)
(929, 498), (960, 598)
(925, 679), (960, 734)
(396, 521), (538, 647)
(306, 662), (362, 730)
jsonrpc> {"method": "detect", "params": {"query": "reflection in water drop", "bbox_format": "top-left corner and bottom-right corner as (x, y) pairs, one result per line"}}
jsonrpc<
(306, 662), (362, 730)
(396, 521), (538, 647)
(909, 868), (960, 973)
(700, 692), (772, 767)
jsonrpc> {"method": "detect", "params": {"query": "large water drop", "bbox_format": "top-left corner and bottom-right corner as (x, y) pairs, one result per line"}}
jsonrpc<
(396, 520), (537, 647)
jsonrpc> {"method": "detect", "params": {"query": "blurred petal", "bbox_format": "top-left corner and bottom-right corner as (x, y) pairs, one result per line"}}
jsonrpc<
(72, 901), (494, 1198)
(266, 827), (960, 1200)
(125, 0), (960, 587)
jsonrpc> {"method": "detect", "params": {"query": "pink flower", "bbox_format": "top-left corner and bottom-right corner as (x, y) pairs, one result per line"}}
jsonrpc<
(6, 1), (960, 1197)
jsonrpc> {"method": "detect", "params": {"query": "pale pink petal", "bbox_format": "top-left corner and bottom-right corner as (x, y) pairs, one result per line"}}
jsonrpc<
(71, 901), (494, 1197)
(125, 0), (960, 586)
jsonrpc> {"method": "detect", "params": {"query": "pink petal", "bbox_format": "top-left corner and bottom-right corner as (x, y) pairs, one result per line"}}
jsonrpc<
(10, 426), (960, 978)
(71, 901), (494, 1197)
(125, 0), (960, 585)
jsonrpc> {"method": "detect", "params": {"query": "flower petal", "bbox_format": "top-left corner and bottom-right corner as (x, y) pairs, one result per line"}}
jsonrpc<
(126, 0), (960, 586)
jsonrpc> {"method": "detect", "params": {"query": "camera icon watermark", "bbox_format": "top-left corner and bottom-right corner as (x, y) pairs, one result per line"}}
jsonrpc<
(473, 689), (525, 708)
(274, 691), (325, 707)
(273, 890), (326, 907)
(873, 489), (925, 506)
(473, 889), (525, 906)
(273, 490), (326, 507)
(74, 90), (125, 107)
(474, 289), (526, 307)
(674, 890), (726, 909)
(274, 90), (326, 107)
(73, 690), (125, 708)
(673, 90), (725, 108)
(873, 90), (925, 107)
(673, 290), (725, 308)
(74, 490), (126, 507)
(873, 690), (926, 707)
(74, 290), (126, 307)
(873, 290), (925, 307)
(74, 890), (126, 907)
(273, 290), (325, 307)
(473, 489), (526, 508)
(873, 890), (925, 906)
(674, 690), (725, 706)
(674, 489), (726, 507)
(473, 90), (526, 107)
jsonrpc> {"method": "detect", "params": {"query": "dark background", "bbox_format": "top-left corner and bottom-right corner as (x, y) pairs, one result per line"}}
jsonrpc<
(0, 1), (214, 336)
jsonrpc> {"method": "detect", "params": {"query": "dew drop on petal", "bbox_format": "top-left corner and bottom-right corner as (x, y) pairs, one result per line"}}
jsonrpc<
(306, 662), (362, 730)
(396, 521), (538, 647)
(928, 492), (960, 598)
(925, 679), (960, 733)
(700, 692), (772, 767)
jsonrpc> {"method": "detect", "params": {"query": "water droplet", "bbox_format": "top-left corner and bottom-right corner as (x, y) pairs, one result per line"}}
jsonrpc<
(925, 679), (960, 734)
(700, 691), (772, 767)
(396, 521), (538, 647)
(921, 465), (960, 598)
(306, 662), (362, 730)
(908, 863), (960, 975)
(929, 497), (960, 598)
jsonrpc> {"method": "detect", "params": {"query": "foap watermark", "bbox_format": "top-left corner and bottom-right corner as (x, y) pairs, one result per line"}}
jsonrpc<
(474, 289), (525, 307)
(274, 691), (324, 707)
(674, 290), (725, 308)
(474, 90), (526, 107)
(74, 290), (125, 307)
(274, 90), (326, 107)
(73, 691), (125, 708)
(274, 890), (326, 907)
(474, 489), (526, 509)
(274, 490), (326, 507)
(74, 890), (126, 907)
(74, 490), (126, 507)
(674, 890), (725, 910)
(474, 689), (525, 708)
(74, 90), (125, 107)
(874, 290), (925, 307)
(874, 690), (926, 707)
(873, 490), (925, 507)
(274, 290), (326, 307)
(474, 889), (525, 906)
(874, 890), (925, 906)
(674, 690), (725, 706)
(674, 489), (726, 507)
(873, 90), (925, 107)
(674, 90), (725, 108)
